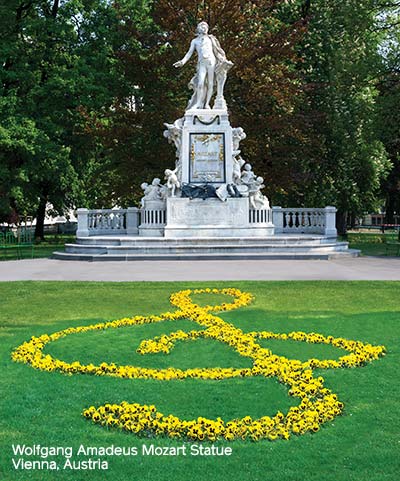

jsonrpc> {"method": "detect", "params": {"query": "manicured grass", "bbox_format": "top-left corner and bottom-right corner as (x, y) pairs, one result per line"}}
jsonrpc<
(0, 281), (398, 481)
(0, 235), (75, 261)
(344, 231), (400, 256)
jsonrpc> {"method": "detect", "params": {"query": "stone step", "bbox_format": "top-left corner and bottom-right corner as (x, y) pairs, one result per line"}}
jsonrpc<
(53, 250), (360, 262)
(76, 235), (340, 247)
(64, 241), (349, 255)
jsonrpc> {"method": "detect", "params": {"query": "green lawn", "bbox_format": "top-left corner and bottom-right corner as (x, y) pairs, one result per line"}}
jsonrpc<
(0, 281), (398, 481)
(345, 231), (400, 256)
(0, 235), (75, 261)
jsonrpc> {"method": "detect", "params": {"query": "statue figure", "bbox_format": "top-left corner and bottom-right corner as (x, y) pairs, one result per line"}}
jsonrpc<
(232, 127), (246, 155)
(233, 155), (246, 185)
(164, 168), (180, 197)
(173, 21), (233, 110)
(248, 176), (270, 210)
(163, 119), (183, 176)
(240, 163), (256, 185)
(163, 118), (183, 157)
(140, 178), (167, 206)
(140, 182), (151, 207)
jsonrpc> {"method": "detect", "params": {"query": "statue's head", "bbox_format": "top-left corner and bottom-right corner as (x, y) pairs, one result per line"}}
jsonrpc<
(196, 21), (209, 35)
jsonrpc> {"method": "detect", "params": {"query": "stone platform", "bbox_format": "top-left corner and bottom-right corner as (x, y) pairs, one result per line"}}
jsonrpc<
(53, 234), (359, 261)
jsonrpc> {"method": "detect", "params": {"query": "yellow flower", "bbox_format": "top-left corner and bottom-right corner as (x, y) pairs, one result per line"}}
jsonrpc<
(11, 287), (385, 443)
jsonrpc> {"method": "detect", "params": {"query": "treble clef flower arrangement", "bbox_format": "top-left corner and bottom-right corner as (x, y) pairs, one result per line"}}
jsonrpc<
(12, 288), (385, 442)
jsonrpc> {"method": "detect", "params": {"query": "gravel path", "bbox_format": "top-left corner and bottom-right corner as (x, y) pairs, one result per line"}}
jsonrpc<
(0, 256), (399, 281)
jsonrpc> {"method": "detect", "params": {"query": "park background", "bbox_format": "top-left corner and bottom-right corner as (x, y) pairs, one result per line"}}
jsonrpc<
(1, 0), (399, 240)
(1, 3), (400, 481)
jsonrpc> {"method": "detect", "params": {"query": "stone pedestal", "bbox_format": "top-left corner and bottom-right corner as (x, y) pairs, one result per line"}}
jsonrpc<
(164, 197), (274, 238)
(139, 200), (166, 237)
(179, 109), (233, 187)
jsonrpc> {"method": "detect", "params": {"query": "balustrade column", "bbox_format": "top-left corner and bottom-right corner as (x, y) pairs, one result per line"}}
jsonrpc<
(272, 206), (283, 233)
(76, 208), (90, 237)
(324, 206), (337, 236)
(126, 207), (139, 235)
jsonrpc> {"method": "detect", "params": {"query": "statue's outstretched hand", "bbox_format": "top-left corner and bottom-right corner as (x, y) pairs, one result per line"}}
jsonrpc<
(173, 60), (184, 68)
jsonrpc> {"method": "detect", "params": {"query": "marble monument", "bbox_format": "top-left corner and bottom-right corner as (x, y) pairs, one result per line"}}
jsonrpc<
(140, 21), (274, 238)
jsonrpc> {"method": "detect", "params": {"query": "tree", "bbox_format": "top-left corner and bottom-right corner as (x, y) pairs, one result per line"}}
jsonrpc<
(2, 0), (394, 238)
(295, 0), (391, 233)
(0, 0), (134, 238)
(376, 3), (400, 222)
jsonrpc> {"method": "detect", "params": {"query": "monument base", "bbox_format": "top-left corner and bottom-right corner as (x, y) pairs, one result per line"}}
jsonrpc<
(164, 197), (274, 238)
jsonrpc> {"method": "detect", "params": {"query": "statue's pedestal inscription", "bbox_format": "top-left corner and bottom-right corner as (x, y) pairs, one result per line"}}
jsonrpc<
(189, 133), (225, 183)
(180, 109), (233, 186)
(165, 197), (274, 238)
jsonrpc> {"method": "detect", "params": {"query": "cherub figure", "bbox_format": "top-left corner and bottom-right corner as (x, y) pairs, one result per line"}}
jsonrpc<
(164, 168), (180, 197)
(232, 127), (246, 155)
(163, 118), (183, 155)
(140, 178), (167, 206)
(240, 163), (256, 185)
(233, 155), (246, 185)
(248, 176), (270, 210)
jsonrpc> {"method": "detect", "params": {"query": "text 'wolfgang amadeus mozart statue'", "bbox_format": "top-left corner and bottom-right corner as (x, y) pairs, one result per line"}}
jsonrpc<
(173, 21), (233, 110)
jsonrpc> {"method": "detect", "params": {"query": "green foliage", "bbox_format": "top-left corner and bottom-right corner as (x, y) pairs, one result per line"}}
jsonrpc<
(94, 0), (394, 224)
(0, 0), (140, 234)
(377, 74), (400, 221)
(293, 0), (391, 230)
(376, 0), (400, 222)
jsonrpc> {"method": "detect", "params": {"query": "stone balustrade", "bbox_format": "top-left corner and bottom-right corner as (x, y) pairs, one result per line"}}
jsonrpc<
(140, 208), (166, 226)
(77, 205), (337, 237)
(138, 201), (167, 237)
(76, 208), (139, 237)
(249, 208), (272, 225)
(272, 206), (337, 236)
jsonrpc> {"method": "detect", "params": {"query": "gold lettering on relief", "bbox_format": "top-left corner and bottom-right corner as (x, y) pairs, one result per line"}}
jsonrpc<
(189, 133), (225, 183)
(197, 152), (218, 159)
(196, 134), (219, 144)
(219, 144), (224, 161)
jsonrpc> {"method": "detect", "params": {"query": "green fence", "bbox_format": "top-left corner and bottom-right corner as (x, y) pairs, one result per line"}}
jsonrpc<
(383, 229), (400, 256)
(0, 228), (34, 260)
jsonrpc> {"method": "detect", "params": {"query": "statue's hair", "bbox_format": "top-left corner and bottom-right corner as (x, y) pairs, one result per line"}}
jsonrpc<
(196, 21), (209, 33)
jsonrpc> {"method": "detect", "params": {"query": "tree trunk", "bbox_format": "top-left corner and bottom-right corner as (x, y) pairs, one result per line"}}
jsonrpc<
(336, 210), (347, 236)
(348, 212), (357, 229)
(34, 196), (47, 240)
(385, 193), (396, 224)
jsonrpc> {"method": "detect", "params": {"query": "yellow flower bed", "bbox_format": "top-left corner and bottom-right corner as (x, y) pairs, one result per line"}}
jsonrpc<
(12, 288), (385, 442)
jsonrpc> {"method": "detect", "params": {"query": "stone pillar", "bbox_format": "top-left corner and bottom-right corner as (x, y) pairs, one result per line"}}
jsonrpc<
(272, 206), (283, 234)
(324, 206), (337, 236)
(139, 200), (166, 237)
(126, 207), (139, 235)
(76, 208), (90, 237)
